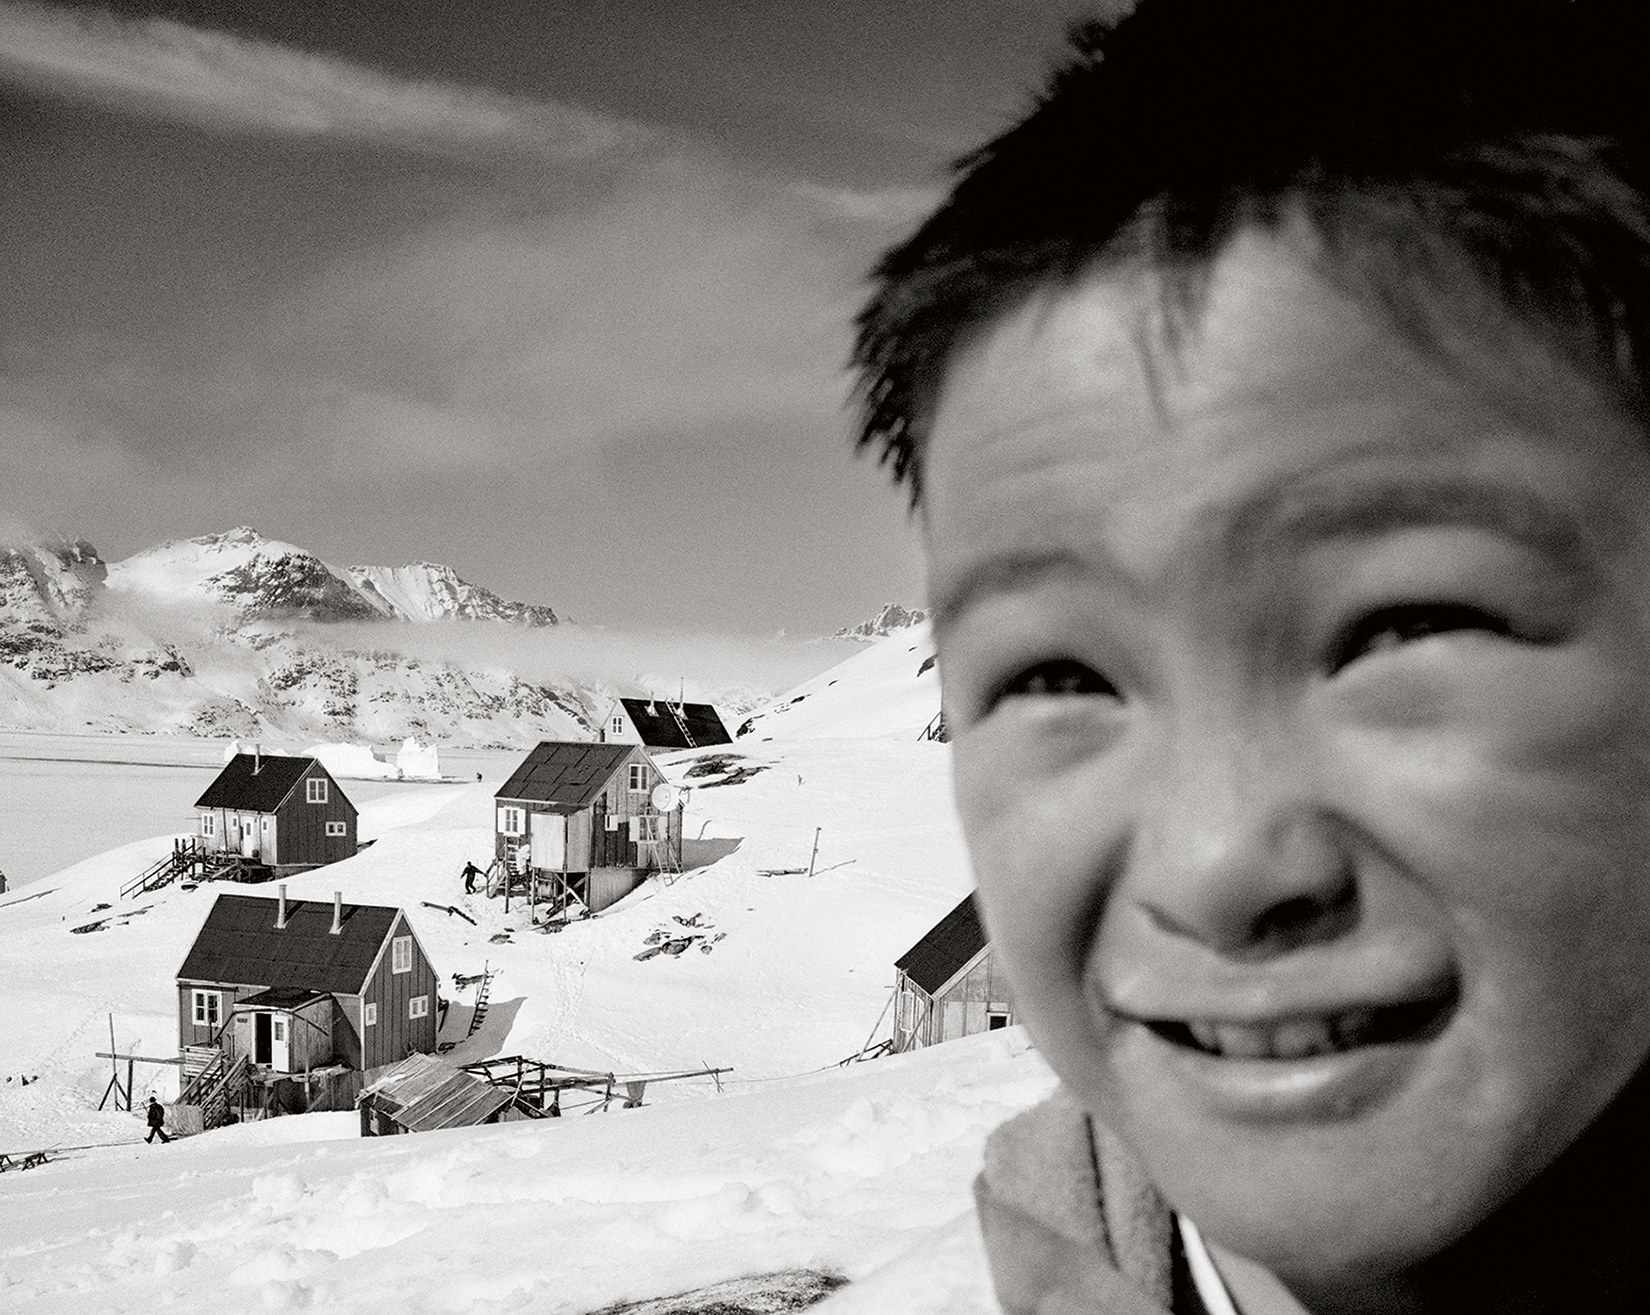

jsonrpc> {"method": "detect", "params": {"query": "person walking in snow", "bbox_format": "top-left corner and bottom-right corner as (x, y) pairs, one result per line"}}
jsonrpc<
(461, 861), (483, 894)
(145, 1095), (170, 1144)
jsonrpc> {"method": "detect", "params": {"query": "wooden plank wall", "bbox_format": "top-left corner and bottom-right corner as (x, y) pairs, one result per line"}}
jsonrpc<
(274, 766), (357, 868)
(359, 918), (439, 1070)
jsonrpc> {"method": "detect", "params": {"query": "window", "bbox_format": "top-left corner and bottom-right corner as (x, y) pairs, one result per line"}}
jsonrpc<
(628, 763), (647, 792)
(325, 821), (346, 836)
(200, 812), (215, 837)
(262, 816), (273, 832)
(637, 815), (662, 842)
(392, 935), (412, 974)
(606, 814), (621, 832)
(191, 990), (221, 1029)
(499, 805), (523, 836)
(306, 777), (328, 804)
(364, 1002), (378, 1027)
(610, 715), (625, 736)
(409, 995), (429, 1019)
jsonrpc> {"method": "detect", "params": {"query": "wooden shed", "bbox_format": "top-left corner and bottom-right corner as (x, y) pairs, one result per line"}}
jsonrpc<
(600, 698), (732, 753)
(195, 751), (356, 876)
(892, 893), (1016, 1052)
(175, 887), (440, 1117)
(358, 1053), (516, 1136)
(494, 741), (682, 915)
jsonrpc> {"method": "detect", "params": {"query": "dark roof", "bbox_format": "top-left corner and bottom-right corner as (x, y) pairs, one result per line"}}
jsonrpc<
(360, 1053), (515, 1132)
(619, 698), (731, 750)
(177, 892), (404, 994)
(195, 754), (330, 812)
(896, 893), (988, 996)
(495, 741), (639, 807)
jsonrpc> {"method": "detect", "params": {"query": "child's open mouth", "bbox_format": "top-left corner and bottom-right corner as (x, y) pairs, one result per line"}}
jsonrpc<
(1139, 989), (1458, 1061)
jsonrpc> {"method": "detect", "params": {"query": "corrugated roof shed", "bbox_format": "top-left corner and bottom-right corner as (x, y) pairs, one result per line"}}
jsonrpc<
(619, 698), (731, 750)
(195, 753), (319, 812)
(896, 893), (988, 996)
(495, 741), (638, 808)
(359, 1053), (515, 1132)
(177, 892), (400, 994)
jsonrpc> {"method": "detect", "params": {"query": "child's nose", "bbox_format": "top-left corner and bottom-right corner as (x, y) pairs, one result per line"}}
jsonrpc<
(1129, 781), (1358, 961)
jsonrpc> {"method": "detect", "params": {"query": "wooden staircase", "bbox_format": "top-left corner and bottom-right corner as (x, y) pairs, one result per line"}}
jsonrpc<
(122, 839), (252, 900)
(178, 1048), (249, 1130)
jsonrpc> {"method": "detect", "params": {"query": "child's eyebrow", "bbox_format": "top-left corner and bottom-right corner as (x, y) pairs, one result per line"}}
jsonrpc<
(929, 548), (1152, 645)
(1229, 477), (1599, 570)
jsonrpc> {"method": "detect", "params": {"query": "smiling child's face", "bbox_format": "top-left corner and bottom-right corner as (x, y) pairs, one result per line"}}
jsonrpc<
(924, 229), (1650, 1285)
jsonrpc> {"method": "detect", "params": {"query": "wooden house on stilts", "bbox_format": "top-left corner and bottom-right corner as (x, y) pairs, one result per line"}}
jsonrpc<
(493, 741), (682, 916)
(891, 893), (1016, 1052)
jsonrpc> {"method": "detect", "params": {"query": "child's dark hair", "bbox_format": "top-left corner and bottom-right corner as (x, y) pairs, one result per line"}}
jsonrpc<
(853, 0), (1650, 505)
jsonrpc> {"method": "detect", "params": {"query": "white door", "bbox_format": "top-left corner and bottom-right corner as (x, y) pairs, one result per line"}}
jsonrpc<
(271, 1014), (290, 1072)
(531, 812), (566, 871)
(241, 816), (258, 858)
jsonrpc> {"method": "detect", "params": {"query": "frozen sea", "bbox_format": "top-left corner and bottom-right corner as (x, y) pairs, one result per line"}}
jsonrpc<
(0, 730), (523, 889)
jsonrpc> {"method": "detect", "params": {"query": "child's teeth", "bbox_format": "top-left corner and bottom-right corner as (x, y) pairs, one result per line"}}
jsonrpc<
(1210, 1023), (1273, 1058)
(1269, 1018), (1334, 1059)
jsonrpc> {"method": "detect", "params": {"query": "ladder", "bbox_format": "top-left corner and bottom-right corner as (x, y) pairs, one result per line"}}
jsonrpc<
(466, 965), (493, 1038)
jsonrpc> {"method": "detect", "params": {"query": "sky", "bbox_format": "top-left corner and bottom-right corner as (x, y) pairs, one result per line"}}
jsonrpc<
(0, 0), (1103, 634)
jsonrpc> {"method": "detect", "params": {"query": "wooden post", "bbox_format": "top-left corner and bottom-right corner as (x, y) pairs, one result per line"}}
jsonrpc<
(806, 828), (822, 878)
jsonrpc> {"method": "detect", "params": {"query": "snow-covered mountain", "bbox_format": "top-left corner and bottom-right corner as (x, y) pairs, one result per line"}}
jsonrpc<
(348, 561), (559, 625)
(0, 529), (584, 744)
(738, 621), (941, 741)
(832, 601), (928, 642)
(107, 527), (559, 625)
(0, 536), (108, 628)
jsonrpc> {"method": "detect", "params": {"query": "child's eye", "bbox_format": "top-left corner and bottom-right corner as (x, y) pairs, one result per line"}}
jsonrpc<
(1326, 602), (1517, 674)
(992, 658), (1119, 705)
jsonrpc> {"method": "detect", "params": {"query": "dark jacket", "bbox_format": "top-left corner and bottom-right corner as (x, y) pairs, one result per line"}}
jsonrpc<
(146, 1101), (166, 1129)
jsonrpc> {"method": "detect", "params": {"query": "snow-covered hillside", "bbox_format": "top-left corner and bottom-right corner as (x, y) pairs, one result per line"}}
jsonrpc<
(737, 621), (940, 741)
(0, 630), (1048, 1312)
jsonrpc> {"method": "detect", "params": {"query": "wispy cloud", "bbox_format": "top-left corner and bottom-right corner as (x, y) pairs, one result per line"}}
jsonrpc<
(0, 0), (649, 162)
(793, 181), (947, 227)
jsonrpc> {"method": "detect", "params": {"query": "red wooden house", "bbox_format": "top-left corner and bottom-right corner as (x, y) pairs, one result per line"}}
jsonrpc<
(195, 751), (356, 876)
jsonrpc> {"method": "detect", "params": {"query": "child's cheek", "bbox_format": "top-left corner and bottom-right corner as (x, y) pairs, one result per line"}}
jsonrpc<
(1335, 643), (1650, 925)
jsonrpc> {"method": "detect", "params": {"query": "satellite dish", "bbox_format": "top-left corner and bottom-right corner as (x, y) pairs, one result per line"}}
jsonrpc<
(651, 782), (680, 811)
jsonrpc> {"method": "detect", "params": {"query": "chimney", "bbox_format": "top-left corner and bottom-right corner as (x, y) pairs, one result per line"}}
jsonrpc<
(330, 890), (343, 935)
(275, 883), (288, 929)
(253, 742), (261, 774)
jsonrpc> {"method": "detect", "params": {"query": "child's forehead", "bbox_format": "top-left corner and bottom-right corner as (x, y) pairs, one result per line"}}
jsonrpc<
(930, 231), (1633, 491)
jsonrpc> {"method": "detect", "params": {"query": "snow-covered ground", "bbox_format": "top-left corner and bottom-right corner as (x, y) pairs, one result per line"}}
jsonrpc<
(0, 633), (1048, 1313)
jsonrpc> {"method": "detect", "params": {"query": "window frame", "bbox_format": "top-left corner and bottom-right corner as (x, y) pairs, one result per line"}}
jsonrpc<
(610, 715), (626, 736)
(391, 935), (412, 974)
(200, 812), (215, 837)
(306, 777), (328, 804)
(191, 989), (222, 1030)
(628, 763), (647, 792)
(325, 820), (346, 837)
(499, 805), (524, 836)
(409, 995), (429, 1019)
(364, 1002), (378, 1027)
